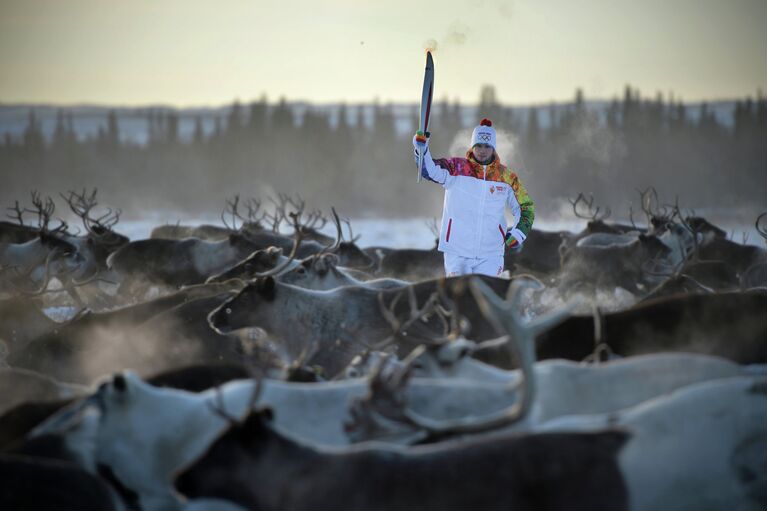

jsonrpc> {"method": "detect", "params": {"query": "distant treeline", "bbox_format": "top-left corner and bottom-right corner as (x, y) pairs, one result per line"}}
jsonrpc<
(1, 85), (765, 218)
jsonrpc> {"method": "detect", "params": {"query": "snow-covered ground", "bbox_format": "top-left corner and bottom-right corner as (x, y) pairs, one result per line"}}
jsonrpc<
(44, 306), (79, 323)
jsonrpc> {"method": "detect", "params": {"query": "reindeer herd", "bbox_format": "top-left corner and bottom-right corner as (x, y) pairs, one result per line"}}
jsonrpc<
(1, 187), (766, 511)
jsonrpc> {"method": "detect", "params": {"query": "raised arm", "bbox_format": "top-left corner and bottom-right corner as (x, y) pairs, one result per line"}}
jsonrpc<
(412, 134), (456, 188)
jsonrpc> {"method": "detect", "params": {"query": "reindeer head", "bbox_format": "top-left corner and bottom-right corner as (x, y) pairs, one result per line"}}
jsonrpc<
(60, 188), (122, 241)
(208, 277), (277, 335)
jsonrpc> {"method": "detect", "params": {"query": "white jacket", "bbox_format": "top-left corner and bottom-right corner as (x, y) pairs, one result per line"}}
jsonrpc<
(421, 148), (535, 257)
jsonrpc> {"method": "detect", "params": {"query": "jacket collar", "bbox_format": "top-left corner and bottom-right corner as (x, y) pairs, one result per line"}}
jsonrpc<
(466, 149), (502, 168)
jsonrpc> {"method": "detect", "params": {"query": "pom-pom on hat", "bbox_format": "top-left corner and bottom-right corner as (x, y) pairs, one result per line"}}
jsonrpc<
(471, 118), (497, 149)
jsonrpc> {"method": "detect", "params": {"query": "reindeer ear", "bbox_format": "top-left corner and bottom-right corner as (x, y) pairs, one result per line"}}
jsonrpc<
(257, 276), (276, 301)
(113, 373), (127, 393)
(242, 406), (275, 434)
(257, 406), (274, 422)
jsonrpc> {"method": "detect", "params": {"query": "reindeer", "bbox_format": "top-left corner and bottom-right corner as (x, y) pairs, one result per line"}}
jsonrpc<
(0, 200), (42, 244)
(106, 233), (260, 297)
(108, 211), (305, 299)
(24, 285), (555, 509)
(339, 278), (767, 510)
(345, 343), (754, 442)
(537, 375), (767, 510)
(9, 250), (303, 384)
(174, 407), (628, 511)
(0, 192), (82, 297)
(207, 274), (517, 377)
(59, 189), (129, 264)
(535, 290), (767, 364)
(7, 297), (246, 385)
(560, 188), (686, 253)
(151, 195), (268, 241)
(29, 370), (560, 509)
(503, 227), (571, 277)
(558, 231), (672, 294)
(735, 212), (767, 289)
(342, 280), (760, 442)
(35, 275), (762, 511)
(633, 202), (755, 298)
(47, 189), (130, 307)
(242, 207), (375, 269)
(202, 204), (342, 284)
(373, 247), (445, 281)
(695, 226), (767, 276)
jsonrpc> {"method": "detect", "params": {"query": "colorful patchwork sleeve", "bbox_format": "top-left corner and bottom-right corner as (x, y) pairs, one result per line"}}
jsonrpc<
(511, 175), (535, 236)
(434, 157), (483, 177)
(424, 155), (463, 188)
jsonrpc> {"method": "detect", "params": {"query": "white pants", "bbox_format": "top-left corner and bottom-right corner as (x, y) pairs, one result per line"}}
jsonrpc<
(444, 253), (505, 277)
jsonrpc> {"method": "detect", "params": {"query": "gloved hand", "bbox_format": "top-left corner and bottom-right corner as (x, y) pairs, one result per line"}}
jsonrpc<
(412, 131), (430, 165)
(505, 228), (526, 251)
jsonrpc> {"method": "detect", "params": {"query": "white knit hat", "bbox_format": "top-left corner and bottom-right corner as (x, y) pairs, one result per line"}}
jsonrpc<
(471, 118), (496, 149)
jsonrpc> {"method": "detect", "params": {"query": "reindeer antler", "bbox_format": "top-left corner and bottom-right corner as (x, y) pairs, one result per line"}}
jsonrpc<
(346, 277), (570, 443)
(221, 195), (243, 231)
(30, 191), (67, 233)
(341, 216), (361, 243)
(264, 193), (290, 233)
(371, 287), (446, 351)
(306, 209), (328, 231)
(6, 247), (74, 296)
(249, 211), (306, 278)
(344, 345), (430, 444)
(637, 187), (673, 229)
(756, 212), (767, 245)
(244, 197), (266, 227)
(569, 193), (611, 222)
(6, 200), (27, 226)
(61, 188), (120, 235)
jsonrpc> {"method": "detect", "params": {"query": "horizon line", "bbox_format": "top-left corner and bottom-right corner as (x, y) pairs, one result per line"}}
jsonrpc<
(1, 92), (764, 111)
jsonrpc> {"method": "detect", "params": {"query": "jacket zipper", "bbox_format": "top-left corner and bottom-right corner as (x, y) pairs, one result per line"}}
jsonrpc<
(446, 218), (453, 242)
(477, 164), (487, 252)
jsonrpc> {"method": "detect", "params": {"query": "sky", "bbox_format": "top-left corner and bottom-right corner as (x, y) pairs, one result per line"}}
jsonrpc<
(1, 0), (766, 107)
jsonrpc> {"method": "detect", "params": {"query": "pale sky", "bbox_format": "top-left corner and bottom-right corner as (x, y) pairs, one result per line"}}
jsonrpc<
(1, 0), (766, 106)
